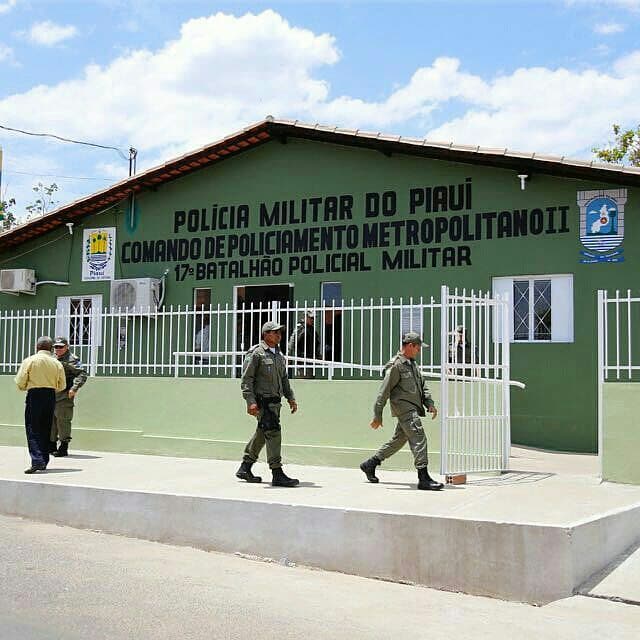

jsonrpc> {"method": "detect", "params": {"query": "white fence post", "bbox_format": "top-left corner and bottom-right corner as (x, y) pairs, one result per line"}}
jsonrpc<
(597, 289), (605, 479)
(501, 292), (511, 470)
(440, 284), (449, 476)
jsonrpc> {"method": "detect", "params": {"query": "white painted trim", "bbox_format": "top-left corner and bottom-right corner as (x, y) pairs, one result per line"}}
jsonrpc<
(492, 274), (574, 344)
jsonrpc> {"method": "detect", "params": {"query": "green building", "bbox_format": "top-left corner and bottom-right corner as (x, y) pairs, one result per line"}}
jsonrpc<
(1, 118), (638, 462)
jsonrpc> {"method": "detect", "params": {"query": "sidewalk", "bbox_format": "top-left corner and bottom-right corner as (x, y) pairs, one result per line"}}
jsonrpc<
(1, 444), (639, 604)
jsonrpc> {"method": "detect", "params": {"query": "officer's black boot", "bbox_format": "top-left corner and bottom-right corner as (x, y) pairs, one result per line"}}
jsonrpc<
(235, 460), (262, 483)
(48, 441), (58, 454)
(271, 467), (299, 487)
(360, 456), (381, 483)
(417, 467), (444, 491)
(52, 442), (68, 457)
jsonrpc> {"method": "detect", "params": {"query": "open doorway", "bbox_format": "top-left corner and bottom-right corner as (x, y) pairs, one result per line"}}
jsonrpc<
(234, 284), (293, 362)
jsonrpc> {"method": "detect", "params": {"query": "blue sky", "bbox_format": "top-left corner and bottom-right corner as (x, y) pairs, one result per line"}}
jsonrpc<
(1, 0), (639, 219)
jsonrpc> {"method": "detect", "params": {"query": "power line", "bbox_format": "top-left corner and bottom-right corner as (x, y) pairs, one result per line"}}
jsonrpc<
(0, 123), (129, 161)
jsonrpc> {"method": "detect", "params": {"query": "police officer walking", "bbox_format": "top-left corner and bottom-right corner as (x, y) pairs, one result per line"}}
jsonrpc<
(360, 331), (443, 491)
(15, 336), (66, 474)
(50, 337), (88, 457)
(237, 321), (300, 487)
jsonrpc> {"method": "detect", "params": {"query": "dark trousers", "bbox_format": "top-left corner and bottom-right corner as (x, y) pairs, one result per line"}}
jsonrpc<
(25, 388), (56, 468)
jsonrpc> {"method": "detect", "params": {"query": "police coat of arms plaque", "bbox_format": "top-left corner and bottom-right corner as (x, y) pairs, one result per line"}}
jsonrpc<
(577, 189), (626, 264)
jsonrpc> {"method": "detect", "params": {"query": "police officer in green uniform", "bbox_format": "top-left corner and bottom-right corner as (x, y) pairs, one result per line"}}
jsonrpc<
(50, 337), (88, 457)
(360, 331), (444, 490)
(237, 321), (300, 487)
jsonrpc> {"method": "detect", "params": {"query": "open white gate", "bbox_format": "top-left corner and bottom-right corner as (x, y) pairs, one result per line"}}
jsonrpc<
(439, 285), (512, 475)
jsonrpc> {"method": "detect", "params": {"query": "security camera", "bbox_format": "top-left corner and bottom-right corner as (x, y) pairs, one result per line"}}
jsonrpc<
(65, 222), (74, 235)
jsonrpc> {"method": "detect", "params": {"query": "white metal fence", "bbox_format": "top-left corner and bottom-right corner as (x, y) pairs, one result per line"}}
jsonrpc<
(0, 297), (442, 378)
(1, 287), (516, 475)
(598, 289), (640, 382)
(597, 289), (640, 474)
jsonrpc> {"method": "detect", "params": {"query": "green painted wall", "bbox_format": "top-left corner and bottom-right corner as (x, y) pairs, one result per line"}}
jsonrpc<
(0, 375), (441, 470)
(1, 138), (637, 452)
(602, 383), (640, 485)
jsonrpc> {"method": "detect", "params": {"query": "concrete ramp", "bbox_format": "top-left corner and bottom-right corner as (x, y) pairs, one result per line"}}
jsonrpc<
(580, 543), (640, 605)
(1, 445), (640, 605)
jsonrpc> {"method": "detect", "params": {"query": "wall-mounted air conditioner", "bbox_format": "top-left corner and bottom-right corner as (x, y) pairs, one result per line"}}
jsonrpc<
(0, 269), (36, 294)
(110, 278), (161, 314)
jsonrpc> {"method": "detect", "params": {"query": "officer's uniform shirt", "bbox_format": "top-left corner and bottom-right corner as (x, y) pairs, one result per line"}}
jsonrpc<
(55, 350), (88, 401)
(241, 340), (295, 407)
(373, 352), (434, 421)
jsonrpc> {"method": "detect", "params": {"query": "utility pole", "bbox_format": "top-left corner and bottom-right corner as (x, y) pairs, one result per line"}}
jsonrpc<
(129, 147), (138, 177)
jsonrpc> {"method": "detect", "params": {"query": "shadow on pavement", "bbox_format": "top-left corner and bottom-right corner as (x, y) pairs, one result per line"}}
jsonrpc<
(468, 471), (554, 486)
(64, 454), (101, 460)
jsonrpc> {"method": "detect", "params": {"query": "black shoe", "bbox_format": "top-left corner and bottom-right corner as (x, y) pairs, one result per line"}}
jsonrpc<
(235, 461), (262, 483)
(417, 467), (444, 491)
(48, 441), (58, 454)
(24, 465), (46, 474)
(360, 456), (381, 483)
(52, 442), (68, 457)
(271, 467), (299, 487)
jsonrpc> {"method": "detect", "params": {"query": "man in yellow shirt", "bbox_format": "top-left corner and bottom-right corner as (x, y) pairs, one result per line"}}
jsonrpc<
(15, 336), (66, 474)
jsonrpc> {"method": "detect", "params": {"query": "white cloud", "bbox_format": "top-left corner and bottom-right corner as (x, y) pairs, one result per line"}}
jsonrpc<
(27, 21), (78, 46)
(593, 43), (611, 55)
(1, 7), (639, 209)
(607, 0), (640, 9)
(613, 50), (640, 74)
(0, 0), (17, 15)
(593, 22), (625, 34)
(313, 55), (640, 157)
(0, 44), (13, 62)
(421, 61), (640, 155)
(0, 11), (339, 159)
(567, 0), (640, 10)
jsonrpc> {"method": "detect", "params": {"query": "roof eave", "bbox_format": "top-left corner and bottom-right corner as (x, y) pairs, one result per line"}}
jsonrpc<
(2, 117), (639, 251)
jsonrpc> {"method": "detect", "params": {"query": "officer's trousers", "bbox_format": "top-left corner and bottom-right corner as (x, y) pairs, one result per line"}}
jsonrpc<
(243, 399), (282, 469)
(51, 396), (74, 443)
(25, 388), (56, 468)
(374, 409), (428, 469)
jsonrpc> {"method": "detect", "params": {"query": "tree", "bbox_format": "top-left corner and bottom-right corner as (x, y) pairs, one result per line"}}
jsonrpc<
(593, 124), (640, 167)
(25, 182), (59, 218)
(0, 197), (17, 231)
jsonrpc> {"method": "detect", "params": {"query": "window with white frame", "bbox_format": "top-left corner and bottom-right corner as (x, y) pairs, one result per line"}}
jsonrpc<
(55, 295), (103, 347)
(492, 275), (573, 343)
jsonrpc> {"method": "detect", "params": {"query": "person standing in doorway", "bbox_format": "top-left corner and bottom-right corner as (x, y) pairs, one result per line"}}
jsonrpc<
(448, 325), (479, 378)
(360, 331), (443, 490)
(287, 311), (322, 378)
(50, 337), (88, 457)
(15, 336), (66, 474)
(237, 321), (300, 487)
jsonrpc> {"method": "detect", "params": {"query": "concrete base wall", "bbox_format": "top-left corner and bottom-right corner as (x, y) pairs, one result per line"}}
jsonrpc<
(602, 383), (640, 485)
(2, 478), (639, 604)
(0, 376), (442, 470)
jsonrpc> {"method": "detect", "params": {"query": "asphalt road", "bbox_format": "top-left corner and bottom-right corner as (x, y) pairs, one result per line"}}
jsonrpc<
(1, 514), (639, 640)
